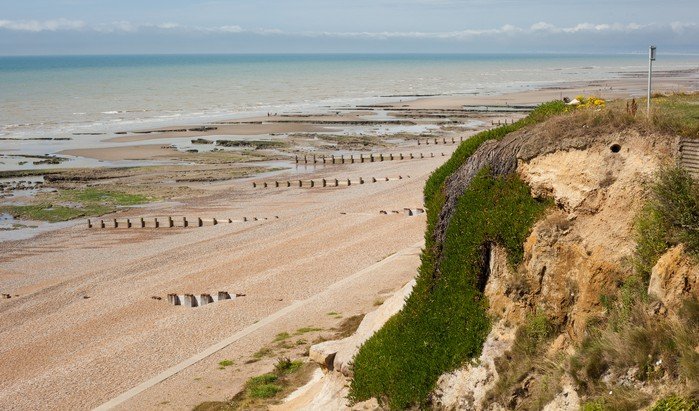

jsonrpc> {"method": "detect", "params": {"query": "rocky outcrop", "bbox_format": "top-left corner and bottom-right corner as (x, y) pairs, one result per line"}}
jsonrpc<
(309, 279), (416, 378)
(430, 320), (516, 410)
(649, 244), (699, 314)
(429, 128), (677, 408)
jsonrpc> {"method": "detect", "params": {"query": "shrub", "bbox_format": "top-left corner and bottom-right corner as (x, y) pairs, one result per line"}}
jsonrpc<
(634, 166), (699, 280)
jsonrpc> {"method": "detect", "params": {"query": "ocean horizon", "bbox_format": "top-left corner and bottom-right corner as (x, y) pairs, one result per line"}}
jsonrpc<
(2, 53), (698, 140)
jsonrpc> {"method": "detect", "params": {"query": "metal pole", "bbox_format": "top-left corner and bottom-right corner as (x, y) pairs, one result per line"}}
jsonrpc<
(647, 45), (656, 115)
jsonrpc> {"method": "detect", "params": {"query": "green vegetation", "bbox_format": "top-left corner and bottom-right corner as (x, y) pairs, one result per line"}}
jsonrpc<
(634, 166), (699, 280)
(294, 327), (322, 335)
(218, 360), (235, 369)
(570, 278), (699, 410)
(350, 169), (550, 408)
(245, 373), (283, 399)
(194, 358), (313, 411)
(0, 188), (151, 223)
(651, 395), (699, 411)
(273, 332), (291, 342)
(651, 93), (699, 138)
(348, 101), (564, 409)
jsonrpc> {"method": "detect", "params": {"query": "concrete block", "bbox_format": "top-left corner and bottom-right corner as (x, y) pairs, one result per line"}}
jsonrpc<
(217, 291), (231, 301)
(360, 155), (365, 163)
(331, 155), (335, 164)
(199, 294), (214, 306)
(341, 155), (344, 164)
(167, 294), (181, 305)
(380, 154), (384, 161)
(350, 155), (354, 164)
(183, 294), (198, 307)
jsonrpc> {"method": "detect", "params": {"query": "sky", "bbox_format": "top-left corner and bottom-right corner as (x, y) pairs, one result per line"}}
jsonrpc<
(0, 0), (697, 55)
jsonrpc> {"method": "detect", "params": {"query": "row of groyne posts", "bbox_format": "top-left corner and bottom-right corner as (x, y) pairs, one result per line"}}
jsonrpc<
(296, 151), (446, 165)
(87, 215), (278, 229)
(253, 175), (408, 189)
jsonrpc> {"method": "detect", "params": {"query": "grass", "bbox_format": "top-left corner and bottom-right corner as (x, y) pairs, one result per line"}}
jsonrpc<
(651, 93), (699, 138)
(218, 360), (235, 369)
(295, 327), (323, 335)
(194, 358), (314, 411)
(273, 332), (291, 342)
(650, 395), (699, 411)
(634, 166), (699, 280)
(570, 277), (699, 409)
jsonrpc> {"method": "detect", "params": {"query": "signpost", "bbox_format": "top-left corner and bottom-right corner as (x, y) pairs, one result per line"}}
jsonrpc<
(647, 45), (656, 114)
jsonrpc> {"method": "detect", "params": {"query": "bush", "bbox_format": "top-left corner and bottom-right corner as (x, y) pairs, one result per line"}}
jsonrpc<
(635, 166), (699, 279)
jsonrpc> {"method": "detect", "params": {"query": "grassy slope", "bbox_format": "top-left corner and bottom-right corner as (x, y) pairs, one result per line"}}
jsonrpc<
(349, 102), (565, 409)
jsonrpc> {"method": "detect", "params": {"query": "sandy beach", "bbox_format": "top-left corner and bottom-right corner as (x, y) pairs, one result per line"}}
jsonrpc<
(1, 68), (698, 410)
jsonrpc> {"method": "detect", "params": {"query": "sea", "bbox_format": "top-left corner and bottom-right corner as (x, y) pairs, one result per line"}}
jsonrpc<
(1, 53), (698, 168)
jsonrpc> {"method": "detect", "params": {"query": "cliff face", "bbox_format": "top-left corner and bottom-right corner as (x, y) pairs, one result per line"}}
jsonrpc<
(430, 124), (697, 409)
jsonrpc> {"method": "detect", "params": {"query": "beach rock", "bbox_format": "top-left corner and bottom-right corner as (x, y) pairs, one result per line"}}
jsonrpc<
(649, 244), (699, 314)
(309, 279), (415, 377)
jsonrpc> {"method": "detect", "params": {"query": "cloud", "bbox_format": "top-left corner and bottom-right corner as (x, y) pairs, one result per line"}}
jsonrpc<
(0, 18), (86, 32)
(0, 18), (696, 43)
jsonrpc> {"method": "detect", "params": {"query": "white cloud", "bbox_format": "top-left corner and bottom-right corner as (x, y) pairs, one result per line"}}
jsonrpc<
(0, 18), (695, 42)
(0, 18), (86, 32)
